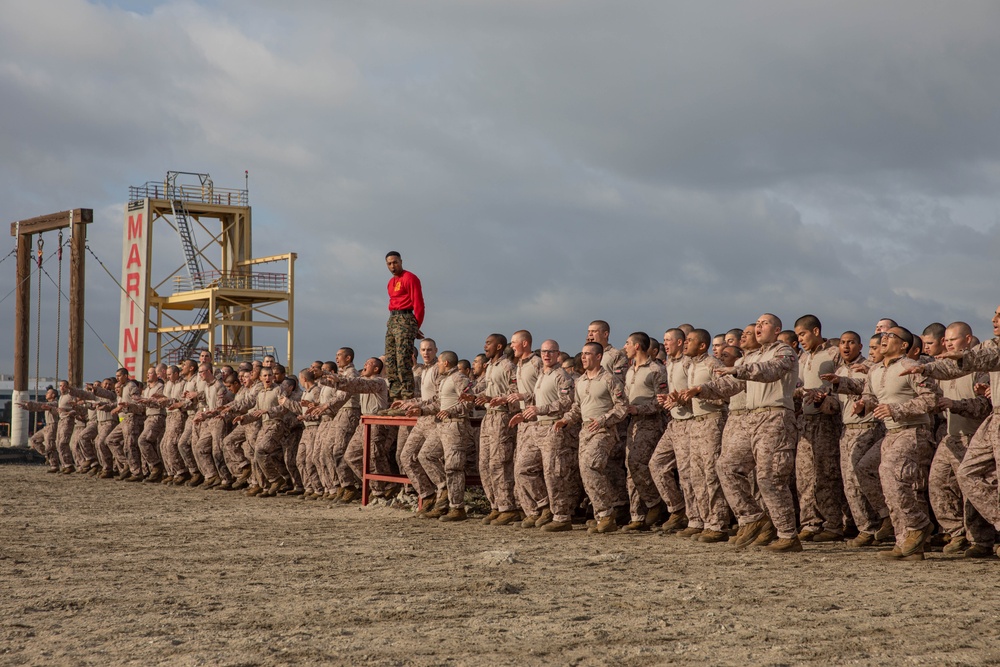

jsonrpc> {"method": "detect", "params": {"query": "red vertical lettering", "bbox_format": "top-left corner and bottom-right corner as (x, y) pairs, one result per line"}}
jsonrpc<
(124, 327), (139, 353)
(126, 244), (141, 269)
(127, 214), (143, 241)
(126, 272), (140, 296)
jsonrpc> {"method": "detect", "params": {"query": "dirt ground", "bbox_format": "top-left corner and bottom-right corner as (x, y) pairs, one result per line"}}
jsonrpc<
(2, 463), (999, 667)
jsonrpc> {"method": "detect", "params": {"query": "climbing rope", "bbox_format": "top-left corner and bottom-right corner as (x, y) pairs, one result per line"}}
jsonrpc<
(55, 230), (64, 382)
(34, 236), (43, 397)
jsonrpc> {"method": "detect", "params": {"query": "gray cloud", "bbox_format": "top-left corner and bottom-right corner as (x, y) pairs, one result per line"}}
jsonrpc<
(2, 0), (1000, 379)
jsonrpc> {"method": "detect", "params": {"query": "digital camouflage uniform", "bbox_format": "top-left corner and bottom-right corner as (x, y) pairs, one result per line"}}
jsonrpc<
(795, 341), (846, 536)
(860, 357), (940, 548)
(563, 368), (628, 519)
(833, 361), (889, 535)
(624, 358), (668, 522)
(471, 356), (518, 513)
(922, 342), (1000, 548)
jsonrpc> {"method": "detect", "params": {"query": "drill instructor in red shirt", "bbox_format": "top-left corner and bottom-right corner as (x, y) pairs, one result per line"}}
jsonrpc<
(384, 251), (425, 401)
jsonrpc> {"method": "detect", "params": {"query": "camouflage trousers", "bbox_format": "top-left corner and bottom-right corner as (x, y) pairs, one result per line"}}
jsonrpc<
(478, 410), (517, 512)
(879, 425), (934, 547)
(395, 425), (412, 471)
(720, 412), (765, 510)
(283, 426), (303, 488)
(626, 416), (666, 522)
(297, 425), (322, 492)
(384, 311), (418, 400)
(717, 409), (798, 539)
(121, 415), (144, 476)
(332, 408), (362, 488)
(956, 415), (1000, 547)
(195, 416), (232, 483)
(311, 418), (337, 493)
(30, 423), (56, 466)
(160, 411), (187, 477)
(177, 413), (200, 475)
(436, 419), (472, 508)
(55, 419), (75, 469)
(399, 416), (441, 498)
(514, 422), (549, 515)
(533, 421), (580, 523)
(222, 422), (251, 477)
(105, 422), (124, 470)
(839, 424), (888, 535)
(254, 419), (289, 484)
(68, 422), (84, 468)
(608, 428), (629, 510)
(796, 414), (847, 535)
(138, 414), (165, 472)
(467, 425), (480, 477)
(189, 420), (215, 479)
(578, 426), (618, 519)
(74, 420), (98, 469)
(94, 421), (116, 471)
(416, 424), (447, 493)
(345, 422), (393, 495)
(930, 433), (977, 539)
(244, 421), (263, 487)
(651, 419), (695, 522)
(688, 414), (730, 532)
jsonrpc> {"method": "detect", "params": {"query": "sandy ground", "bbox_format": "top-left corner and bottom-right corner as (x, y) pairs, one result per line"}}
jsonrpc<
(2, 463), (1000, 667)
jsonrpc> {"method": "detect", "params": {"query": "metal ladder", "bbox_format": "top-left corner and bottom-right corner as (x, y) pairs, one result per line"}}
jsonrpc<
(168, 182), (210, 360)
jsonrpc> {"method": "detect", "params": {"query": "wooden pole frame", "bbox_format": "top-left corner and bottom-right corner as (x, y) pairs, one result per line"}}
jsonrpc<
(9, 208), (93, 390)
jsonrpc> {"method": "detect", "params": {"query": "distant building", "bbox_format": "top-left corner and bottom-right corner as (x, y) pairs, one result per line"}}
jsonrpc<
(0, 376), (60, 437)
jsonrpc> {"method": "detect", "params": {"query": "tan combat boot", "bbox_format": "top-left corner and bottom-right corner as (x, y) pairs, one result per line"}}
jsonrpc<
(439, 507), (468, 522)
(339, 487), (360, 504)
(811, 530), (844, 543)
(964, 544), (996, 559)
(874, 517), (895, 542)
(846, 532), (876, 548)
(424, 493), (451, 519)
(541, 520), (573, 533)
(231, 469), (252, 490)
(900, 527), (930, 557)
(765, 536), (803, 553)
(587, 516), (618, 534)
(943, 536), (970, 555)
(751, 520), (778, 548)
(697, 530), (729, 543)
(415, 494), (437, 516)
(491, 511), (522, 526)
(643, 501), (667, 528)
(621, 521), (650, 532)
(660, 511), (688, 533)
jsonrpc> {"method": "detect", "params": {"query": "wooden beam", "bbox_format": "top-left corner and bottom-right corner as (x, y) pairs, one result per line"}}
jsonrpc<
(13, 234), (31, 391)
(9, 208), (93, 237)
(68, 223), (87, 386)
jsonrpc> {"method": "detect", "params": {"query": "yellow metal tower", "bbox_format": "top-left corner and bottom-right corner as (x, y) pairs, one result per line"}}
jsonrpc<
(118, 171), (295, 373)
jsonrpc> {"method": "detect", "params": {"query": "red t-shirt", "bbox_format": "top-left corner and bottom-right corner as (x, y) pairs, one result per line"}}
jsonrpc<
(387, 270), (424, 327)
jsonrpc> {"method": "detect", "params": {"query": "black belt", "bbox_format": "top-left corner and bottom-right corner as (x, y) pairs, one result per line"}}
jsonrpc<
(390, 309), (413, 314)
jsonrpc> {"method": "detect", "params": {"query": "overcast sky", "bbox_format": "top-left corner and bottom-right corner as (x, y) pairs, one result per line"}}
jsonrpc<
(3, 1), (1000, 379)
